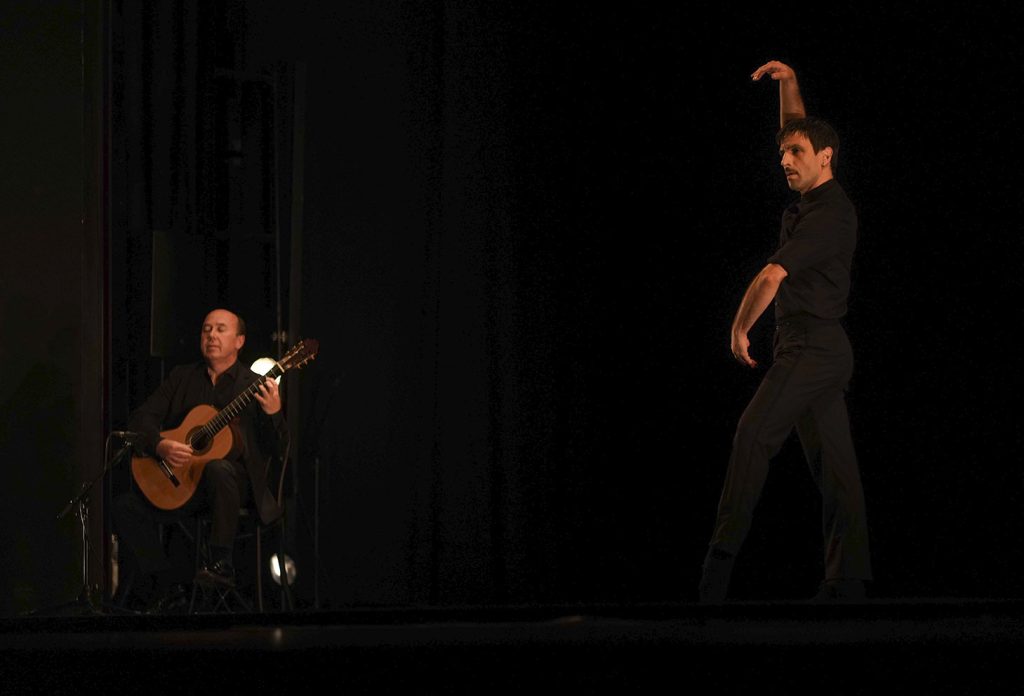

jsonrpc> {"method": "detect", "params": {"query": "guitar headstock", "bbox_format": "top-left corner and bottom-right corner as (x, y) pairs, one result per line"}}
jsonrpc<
(280, 338), (319, 371)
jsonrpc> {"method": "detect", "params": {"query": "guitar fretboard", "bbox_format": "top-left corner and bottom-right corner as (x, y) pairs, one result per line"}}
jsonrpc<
(188, 362), (285, 447)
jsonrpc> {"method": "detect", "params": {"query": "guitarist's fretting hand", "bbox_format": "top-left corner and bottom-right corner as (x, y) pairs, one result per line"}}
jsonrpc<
(253, 376), (282, 416)
(156, 438), (194, 469)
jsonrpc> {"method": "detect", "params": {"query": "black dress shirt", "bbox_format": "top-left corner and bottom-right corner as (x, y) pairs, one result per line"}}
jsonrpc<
(767, 179), (857, 321)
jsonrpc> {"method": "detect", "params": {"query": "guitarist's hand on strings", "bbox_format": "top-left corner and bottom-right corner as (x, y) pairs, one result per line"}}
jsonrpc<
(254, 376), (282, 415)
(156, 438), (194, 468)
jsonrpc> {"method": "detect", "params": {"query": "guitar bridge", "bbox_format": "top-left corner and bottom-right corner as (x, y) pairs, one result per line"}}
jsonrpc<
(157, 459), (181, 487)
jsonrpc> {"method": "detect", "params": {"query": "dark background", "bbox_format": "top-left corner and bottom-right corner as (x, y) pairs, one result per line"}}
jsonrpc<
(2, 1), (1022, 616)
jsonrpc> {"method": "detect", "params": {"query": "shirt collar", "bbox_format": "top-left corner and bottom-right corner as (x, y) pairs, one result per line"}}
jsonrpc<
(224, 359), (242, 379)
(206, 357), (242, 385)
(800, 178), (838, 204)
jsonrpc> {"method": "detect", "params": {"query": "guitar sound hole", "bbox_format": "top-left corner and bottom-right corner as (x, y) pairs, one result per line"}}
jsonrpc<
(190, 432), (211, 453)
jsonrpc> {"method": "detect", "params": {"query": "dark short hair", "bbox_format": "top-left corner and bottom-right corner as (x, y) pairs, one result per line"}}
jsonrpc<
(777, 117), (840, 170)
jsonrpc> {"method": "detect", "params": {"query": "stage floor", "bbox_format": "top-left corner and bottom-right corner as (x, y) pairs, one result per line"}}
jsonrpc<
(3, 600), (1021, 692)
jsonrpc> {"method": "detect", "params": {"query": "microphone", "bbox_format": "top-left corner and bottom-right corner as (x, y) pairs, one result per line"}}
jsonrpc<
(111, 430), (142, 441)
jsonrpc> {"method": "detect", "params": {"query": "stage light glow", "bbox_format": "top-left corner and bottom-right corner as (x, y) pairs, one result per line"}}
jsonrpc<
(270, 553), (297, 586)
(250, 357), (282, 384)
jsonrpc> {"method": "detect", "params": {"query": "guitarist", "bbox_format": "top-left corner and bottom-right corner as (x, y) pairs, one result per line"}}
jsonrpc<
(112, 308), (287, 611)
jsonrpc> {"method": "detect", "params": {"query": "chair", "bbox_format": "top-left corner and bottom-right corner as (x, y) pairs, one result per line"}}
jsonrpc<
(187, 447), (294, 614)
(186, 512), (256, 614)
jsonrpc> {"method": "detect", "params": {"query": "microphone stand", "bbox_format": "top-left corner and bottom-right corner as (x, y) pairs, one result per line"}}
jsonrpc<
(37, 433), (138, 616)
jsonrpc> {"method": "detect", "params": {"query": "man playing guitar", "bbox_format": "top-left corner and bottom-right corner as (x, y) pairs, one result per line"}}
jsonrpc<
(113, 308), (287, 613)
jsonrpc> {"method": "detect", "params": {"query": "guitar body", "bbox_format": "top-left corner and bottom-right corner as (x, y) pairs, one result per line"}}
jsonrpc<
(130, 404), (238, 511)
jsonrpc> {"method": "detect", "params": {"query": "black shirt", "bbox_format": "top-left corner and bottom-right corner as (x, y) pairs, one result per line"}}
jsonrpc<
(767, 179), (857, 321)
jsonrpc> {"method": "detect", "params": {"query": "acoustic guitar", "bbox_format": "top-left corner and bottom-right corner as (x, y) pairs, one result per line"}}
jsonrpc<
(130, 339), (319, 510)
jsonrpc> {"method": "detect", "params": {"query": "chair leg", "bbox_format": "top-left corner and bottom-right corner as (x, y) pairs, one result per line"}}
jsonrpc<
(188, 517), (203, 614)
(190, 581), (252, 614)
(186, 513), (264, 614)
(256, 526), (264, 613)
(279, 524), (293, 610)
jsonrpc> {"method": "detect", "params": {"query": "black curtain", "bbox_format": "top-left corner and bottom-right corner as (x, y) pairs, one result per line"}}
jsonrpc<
(0, 0), (104, 616)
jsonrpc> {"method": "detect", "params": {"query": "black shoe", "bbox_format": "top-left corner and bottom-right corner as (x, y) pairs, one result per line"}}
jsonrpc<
(195, 559), (236, 589)
(698, 549), (735, 604)
(810, 579), (866, 603)
(146, 583), (190, 615)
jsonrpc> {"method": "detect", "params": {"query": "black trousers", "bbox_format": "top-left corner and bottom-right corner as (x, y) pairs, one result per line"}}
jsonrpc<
(709, 318), (872, 581)
(113, 459), (250, 576)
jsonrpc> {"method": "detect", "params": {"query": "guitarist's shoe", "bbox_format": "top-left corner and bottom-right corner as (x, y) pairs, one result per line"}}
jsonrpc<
(195, 559), (236, 589)
(697, 548), (735, 604)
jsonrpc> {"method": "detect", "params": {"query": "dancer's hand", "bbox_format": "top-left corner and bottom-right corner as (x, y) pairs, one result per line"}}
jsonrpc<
(751, 60), (797, 82)
(731, 331), (758, 369)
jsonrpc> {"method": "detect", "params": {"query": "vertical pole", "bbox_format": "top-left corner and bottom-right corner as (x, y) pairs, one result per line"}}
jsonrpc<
(286, 61), (309, 607)
(83, 0), (112, 602)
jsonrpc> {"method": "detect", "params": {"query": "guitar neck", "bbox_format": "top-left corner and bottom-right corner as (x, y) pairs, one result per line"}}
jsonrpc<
(200, 362), (287, 439)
